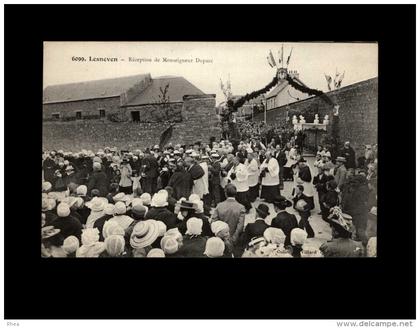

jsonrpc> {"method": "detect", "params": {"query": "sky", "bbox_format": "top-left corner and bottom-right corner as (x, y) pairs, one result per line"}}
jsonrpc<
(44, 42), (378, 105)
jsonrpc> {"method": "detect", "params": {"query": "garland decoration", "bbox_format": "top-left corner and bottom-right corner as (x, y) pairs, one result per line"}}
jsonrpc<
(286, 75), (335, 107)
(233, 76), (279, 110)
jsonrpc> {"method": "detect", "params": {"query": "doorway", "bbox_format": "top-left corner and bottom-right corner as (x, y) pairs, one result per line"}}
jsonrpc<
(131, 111), (140, 122)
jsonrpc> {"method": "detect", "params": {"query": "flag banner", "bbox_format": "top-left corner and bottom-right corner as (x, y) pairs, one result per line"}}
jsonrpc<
(159, 124), (174, 149)
(286, 47), (293, 66)
(269, 50), (276, 67)
(267, 56), (273, 68)
(324, 74), (332, 91)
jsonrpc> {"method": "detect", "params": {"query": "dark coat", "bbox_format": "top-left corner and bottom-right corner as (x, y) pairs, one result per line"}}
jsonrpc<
(44, 210), (58, 226)
(341, 146), (356, 169)
(321, 190), (339, 209)
(274, 150), (287, 167)
(293, 193), (314, 211)
(76, 205), (91, 225)
(64, 172), (81, 187)
(209, 161), (222, 185)
(43, 158), (57, 183)
(50, 215), (83, 241)
(313, 173), (333, 194)
(144, 206), (178, 229)
(271, 211), (298, 246)
(187, 163), (205, 186)
(87, 170), (109, 197)
(243, 219), (269, 245)
(178, 214), (213, 237)
(93, 214), (114, 241)
(168, 169), (192, 200)
(142, 155), (159, 178)
(298, 165), (312, 183)
(177, 235), (208, 257)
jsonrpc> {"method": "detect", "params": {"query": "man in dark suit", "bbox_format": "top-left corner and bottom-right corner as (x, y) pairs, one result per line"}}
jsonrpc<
(243, 204), (270, 246)
(271, 196), (298, 247)
(184, 156), (205, 195)
(293, 185), (315, 238)
(341, 141), (356, 169)
(274, 144), (287, 190)
(313, 166), (334, 214)
(87, 162), (109, 197)
(141, 151), (159, 194)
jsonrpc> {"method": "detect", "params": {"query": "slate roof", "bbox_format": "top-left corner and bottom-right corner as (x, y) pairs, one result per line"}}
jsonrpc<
(266, 77), (309, 99)
(124, 76), (204, 106)
(43, 74), (151, 104)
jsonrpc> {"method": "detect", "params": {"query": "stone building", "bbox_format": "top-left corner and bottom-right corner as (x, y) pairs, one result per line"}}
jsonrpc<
(43, 74), (221, 151)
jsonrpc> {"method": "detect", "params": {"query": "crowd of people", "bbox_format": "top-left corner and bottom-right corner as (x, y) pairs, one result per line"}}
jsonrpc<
(41, 133), (378, 258)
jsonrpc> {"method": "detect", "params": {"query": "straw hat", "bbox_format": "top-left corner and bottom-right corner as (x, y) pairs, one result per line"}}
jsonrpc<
(130, 220), (160, 249)
(147, 248), (165, 258)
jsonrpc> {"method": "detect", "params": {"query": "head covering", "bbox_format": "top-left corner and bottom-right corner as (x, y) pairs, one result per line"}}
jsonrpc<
(164, 228), (183, 243)
(156, 221), (167, 237)
(140, 193), (152, 206)
(336, 156), (346, 163)
(256, 204), (270, 218)
(160, 236), (179, 255)
(105, 235), (125, 256)
(130, 220), (160, 249)
(62, 236), (80, 254)
(90, 197), (106, 212)
(76, 242), (105, 258)
(104, 204), (116, 216)
(147, 248), (165, 258)
(76, 185), (87, 196)
(329, 207), (353, 234)
(63, 196), (78, 208)
(47, 198), (56, 211)
(186, 217), (203, 236)
(295, 199), (308, 211)
(42, 226), (61, 240)
(264, 228), (286, 245)
(92, 162), (102, 170)
(81, 228), (100, 246)
(131, 203), (148, 218)
(42, 198), (49, 212)
(151, 192), (168, 208)
(113, 193), (129, 203)
(57, 202), (70, 217)
(102, 221), (125, 239)
(157, 189), (169, 200)
(291, 228), (308, 246)
(180, 200), (196, 211)
(188, 194), (201, 203)
(273, 196), (292, 209)
(204, 237), (225, 257)
(131, 198), (143, 207)
(114, 201), (127, 215)
(42, 181), (52, 192)
(211, 221), (230, 236)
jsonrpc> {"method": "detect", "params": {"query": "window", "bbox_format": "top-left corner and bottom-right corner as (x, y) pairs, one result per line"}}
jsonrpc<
(52, 113), (60, 120)
(99, 109), (106, 118)
(131, 111), (140, 122)
(76, 111), (82, 120)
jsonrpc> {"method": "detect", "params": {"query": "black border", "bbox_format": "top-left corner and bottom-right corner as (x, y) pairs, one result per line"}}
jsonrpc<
(4, 4), (416, 319)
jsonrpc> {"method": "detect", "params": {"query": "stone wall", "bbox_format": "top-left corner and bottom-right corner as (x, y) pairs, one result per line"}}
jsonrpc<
(42, 94), (221, 151)
(253, 77), (378, 153)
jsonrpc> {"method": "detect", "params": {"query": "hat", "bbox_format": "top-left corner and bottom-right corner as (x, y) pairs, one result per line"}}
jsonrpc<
(255, 204), (270, 218)
(130, 198), (143, 207)
(329, 207), (353, 233)
(164, 228), (183, 243)
(273, 196), (292, 209)
(104, 204), (116, 216)
(114, 201), (127, 215)
(201, 155), (209, 159)
(180, 200), (196, 211)
(211, 153), (220, 158)
(42, 226), (61, 240)
(186, 217), (203, 236)
(151, 193), (168, 208)
(62, 196), (78, 208)
(248, 236), (266, 247)
(113, 192), (130, 203)
(336, 156), (346, 163)
(290, 228), (308, 246)
(57, 202), (70, 217)
(90, 197), (106, 212)
(47, 198), (56, 211)
(295, 199), (308, 211)
(65, 165), (74, 172)
(76, 242), (105, 258)
(156, 221), (167, 237)
(147, 248), (165, 258)
(93, 162), (102, 170)
(42, 198), (49, 212)
(42, 181), (52, 192)
(81, 228), (100, 246)
(211, 221), (230, 236)
(76, 185), (87, 196)
(264, 228), (286, 245)
(173, 150), (181, 155)
(130, 220), (160, 249)
(297, 157), (307, 163)
(188, 194), (201, 203)
(102, 221), (125, 239)
(140, 193), (152, 206)
(204, 237), (225, 258)
(160, 236), (179, 255)
(105, 235), (125, 257)
(62, 236), (80, 254)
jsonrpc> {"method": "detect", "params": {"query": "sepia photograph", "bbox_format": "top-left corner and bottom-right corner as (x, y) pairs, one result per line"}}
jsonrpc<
(41, 41), (378, 259)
